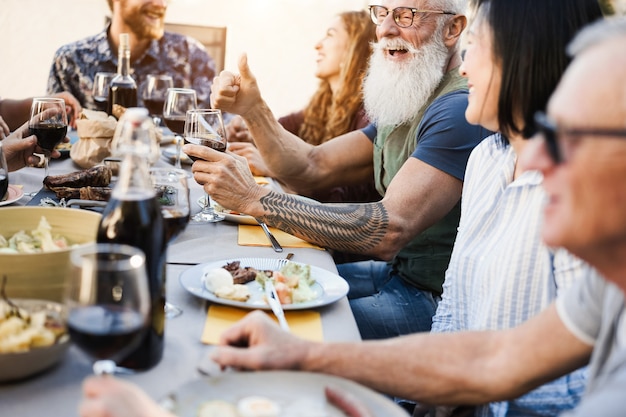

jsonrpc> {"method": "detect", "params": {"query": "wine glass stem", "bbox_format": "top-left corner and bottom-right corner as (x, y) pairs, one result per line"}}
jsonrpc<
(42, 152), (50, 178)
(175, 136), (182, 169)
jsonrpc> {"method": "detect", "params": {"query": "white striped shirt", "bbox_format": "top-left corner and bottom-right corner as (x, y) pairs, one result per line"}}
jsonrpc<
(432, 134), (600, 416)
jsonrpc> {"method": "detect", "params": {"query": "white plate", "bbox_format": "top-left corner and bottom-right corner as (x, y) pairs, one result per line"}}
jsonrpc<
(0, 185), (24, 206)
(179, 257), (349, 310)
(197, 195), (258, 225)
(160, 371), (408, 417)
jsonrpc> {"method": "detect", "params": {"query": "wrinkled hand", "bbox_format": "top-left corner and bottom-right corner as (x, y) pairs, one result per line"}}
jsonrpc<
(2, 121), (64, 172)
(52, 91), (82, 129)
(211, 53), (264, 117)
(225, 115), (254, 143)
(211, 310), (311, 371)
(228, 142), (272, 177)
(184, 143), (266, 215)
(79, 376), (175, 417)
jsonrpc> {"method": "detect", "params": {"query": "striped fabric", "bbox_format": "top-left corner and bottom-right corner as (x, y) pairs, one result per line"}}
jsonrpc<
(431, 134), (599, 416)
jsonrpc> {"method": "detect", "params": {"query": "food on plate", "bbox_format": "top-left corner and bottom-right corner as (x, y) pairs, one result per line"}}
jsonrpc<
(43, 164), (112, 189)
(0, 297), (67, 354)
(237, 396), (281, 417)
(0, 216), (72, 254)
(223, 260), (265, 285)
(256, 261), (316, 304)
(198, 400), (239, 417)
(48, 186), (112, 201)
(202, 267), (250, 302)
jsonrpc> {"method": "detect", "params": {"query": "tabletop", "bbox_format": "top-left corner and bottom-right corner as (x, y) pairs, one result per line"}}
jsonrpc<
(1, 147), (361, 416)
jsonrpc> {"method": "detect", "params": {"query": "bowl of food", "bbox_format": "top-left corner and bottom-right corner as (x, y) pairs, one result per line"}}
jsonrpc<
(0, 298), (69, 382)
(0, 207), (101, 302)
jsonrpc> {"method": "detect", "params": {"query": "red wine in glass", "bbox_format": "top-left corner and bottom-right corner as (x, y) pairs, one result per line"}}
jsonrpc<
(29, 124), (68, 152)
(68, 305), (146, 361)
(144, 98), (166, 118)
(164, 116), (186, 135)
(184, 135), (226, 162)
(0, 174), (8, 201)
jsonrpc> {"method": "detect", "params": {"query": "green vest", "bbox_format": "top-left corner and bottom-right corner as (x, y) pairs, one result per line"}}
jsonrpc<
(373, 69), (467, 294)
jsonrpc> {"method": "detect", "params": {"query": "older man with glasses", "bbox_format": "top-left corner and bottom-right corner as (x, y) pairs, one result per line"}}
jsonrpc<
(187, 0), (488, 341)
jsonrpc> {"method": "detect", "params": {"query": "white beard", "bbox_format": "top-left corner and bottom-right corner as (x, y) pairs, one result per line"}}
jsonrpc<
(363, 32), (449, 126)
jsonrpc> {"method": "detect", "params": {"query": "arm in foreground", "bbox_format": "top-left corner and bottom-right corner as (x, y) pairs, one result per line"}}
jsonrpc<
(212, 306), (592, 405)
(79, 376), (176, 417)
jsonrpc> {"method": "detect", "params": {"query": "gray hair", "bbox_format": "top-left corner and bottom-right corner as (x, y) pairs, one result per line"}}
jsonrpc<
(568, 16), (626, 56)
(426, 0), (468, 15)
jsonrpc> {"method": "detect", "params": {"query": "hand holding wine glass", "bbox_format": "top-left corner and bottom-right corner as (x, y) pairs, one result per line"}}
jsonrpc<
(66, 243), (151, 375)
(143, 74), (173, 127)
(184, 108), (227, 223)
(163, 88), (197, 169)
(28, 97), (68, 178)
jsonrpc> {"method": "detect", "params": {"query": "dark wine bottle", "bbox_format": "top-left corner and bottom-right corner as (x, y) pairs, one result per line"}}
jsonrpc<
(107, 33), (138, 116)
(97, 109), (166, 370)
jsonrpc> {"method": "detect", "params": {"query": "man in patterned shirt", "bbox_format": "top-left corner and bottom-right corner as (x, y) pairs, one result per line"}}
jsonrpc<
(46, 0), (216, 111)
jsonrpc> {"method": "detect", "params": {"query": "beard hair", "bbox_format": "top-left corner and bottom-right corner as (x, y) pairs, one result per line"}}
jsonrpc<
(363, 29), (449, 126)
(121, 3), (165, 40)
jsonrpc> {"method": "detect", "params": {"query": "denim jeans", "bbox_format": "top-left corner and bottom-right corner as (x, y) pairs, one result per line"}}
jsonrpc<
(337, 260), (440, 340)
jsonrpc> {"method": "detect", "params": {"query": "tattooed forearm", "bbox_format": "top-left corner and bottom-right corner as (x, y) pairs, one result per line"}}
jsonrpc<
(257, 192), (389, 254)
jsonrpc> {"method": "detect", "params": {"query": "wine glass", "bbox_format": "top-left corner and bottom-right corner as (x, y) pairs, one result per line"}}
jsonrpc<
(149, 167), (190, 319)
(0, 142), (9, 201)
(66, 243), (151, 375)
(28, 97), (68, 178)
(142, 74), (173, 127)
(184, 108), (227, 223)
(92, 72), (117, 113)
(163, 88), (197, 169)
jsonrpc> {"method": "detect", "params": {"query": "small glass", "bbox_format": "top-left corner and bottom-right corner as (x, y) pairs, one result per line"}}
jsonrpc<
(163, 88), (197, 169)
(28, 98), (68, 178)
(142, 74), (173, 127)
(66, 243), (151, 375)
(92, 72), (117, 113)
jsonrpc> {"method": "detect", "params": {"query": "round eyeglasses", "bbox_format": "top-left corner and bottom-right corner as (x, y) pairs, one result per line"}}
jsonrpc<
(368, 5), (455, 28)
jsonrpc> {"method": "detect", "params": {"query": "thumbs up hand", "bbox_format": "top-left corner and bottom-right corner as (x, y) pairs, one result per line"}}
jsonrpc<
(211, 53), (264, 118)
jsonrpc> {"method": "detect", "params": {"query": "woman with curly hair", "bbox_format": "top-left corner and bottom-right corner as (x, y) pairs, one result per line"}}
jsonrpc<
(228, 10), (379, 205)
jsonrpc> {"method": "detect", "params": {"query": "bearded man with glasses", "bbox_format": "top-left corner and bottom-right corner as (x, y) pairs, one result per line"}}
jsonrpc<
(191, 0), (488, 341)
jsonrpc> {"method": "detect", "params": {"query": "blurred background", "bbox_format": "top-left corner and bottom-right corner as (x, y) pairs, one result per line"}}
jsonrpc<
(0, 0), (368, 117)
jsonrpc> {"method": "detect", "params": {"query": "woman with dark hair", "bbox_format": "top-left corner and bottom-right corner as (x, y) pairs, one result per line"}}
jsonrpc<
(227, 10), (379, 204)
(429, 0), (604, 416)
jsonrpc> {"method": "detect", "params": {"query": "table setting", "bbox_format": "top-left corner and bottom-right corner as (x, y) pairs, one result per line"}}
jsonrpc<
(0, 107), (411, 416)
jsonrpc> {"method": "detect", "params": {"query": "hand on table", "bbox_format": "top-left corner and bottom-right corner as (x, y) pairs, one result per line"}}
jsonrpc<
(210, 310), (312, 371)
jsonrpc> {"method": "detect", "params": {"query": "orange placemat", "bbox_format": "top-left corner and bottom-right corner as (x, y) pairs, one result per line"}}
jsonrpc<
(202, 304), (323, 344)
(238, 225), (324, 250)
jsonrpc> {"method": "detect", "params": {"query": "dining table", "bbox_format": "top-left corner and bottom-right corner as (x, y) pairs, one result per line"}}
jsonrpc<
(0, 137), (363, 416)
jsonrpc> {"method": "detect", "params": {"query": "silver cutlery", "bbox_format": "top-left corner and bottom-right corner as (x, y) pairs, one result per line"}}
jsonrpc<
(259, 222), (283, 252)
(265, 280), (290, 332)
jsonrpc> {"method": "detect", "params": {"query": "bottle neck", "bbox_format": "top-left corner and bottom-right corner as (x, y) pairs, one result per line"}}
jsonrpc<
(117, 48), (131, 77)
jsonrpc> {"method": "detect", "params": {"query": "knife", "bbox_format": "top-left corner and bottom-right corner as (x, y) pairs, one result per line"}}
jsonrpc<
(259, 222), (283, 252)
(265, 280), (290, 331)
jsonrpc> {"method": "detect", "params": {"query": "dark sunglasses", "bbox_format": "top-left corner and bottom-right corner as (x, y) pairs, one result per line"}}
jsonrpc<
(534, 111), (626, 164)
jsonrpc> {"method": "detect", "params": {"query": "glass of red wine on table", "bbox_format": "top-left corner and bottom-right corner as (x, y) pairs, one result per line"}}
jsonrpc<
(163, 88), (197, 169)
(66, 243), (151, 375)
(142, 74), (173, 127)
(184, 108), (227, 223)
(28, 97), (68, 178)
(92, 72), (117, 113)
